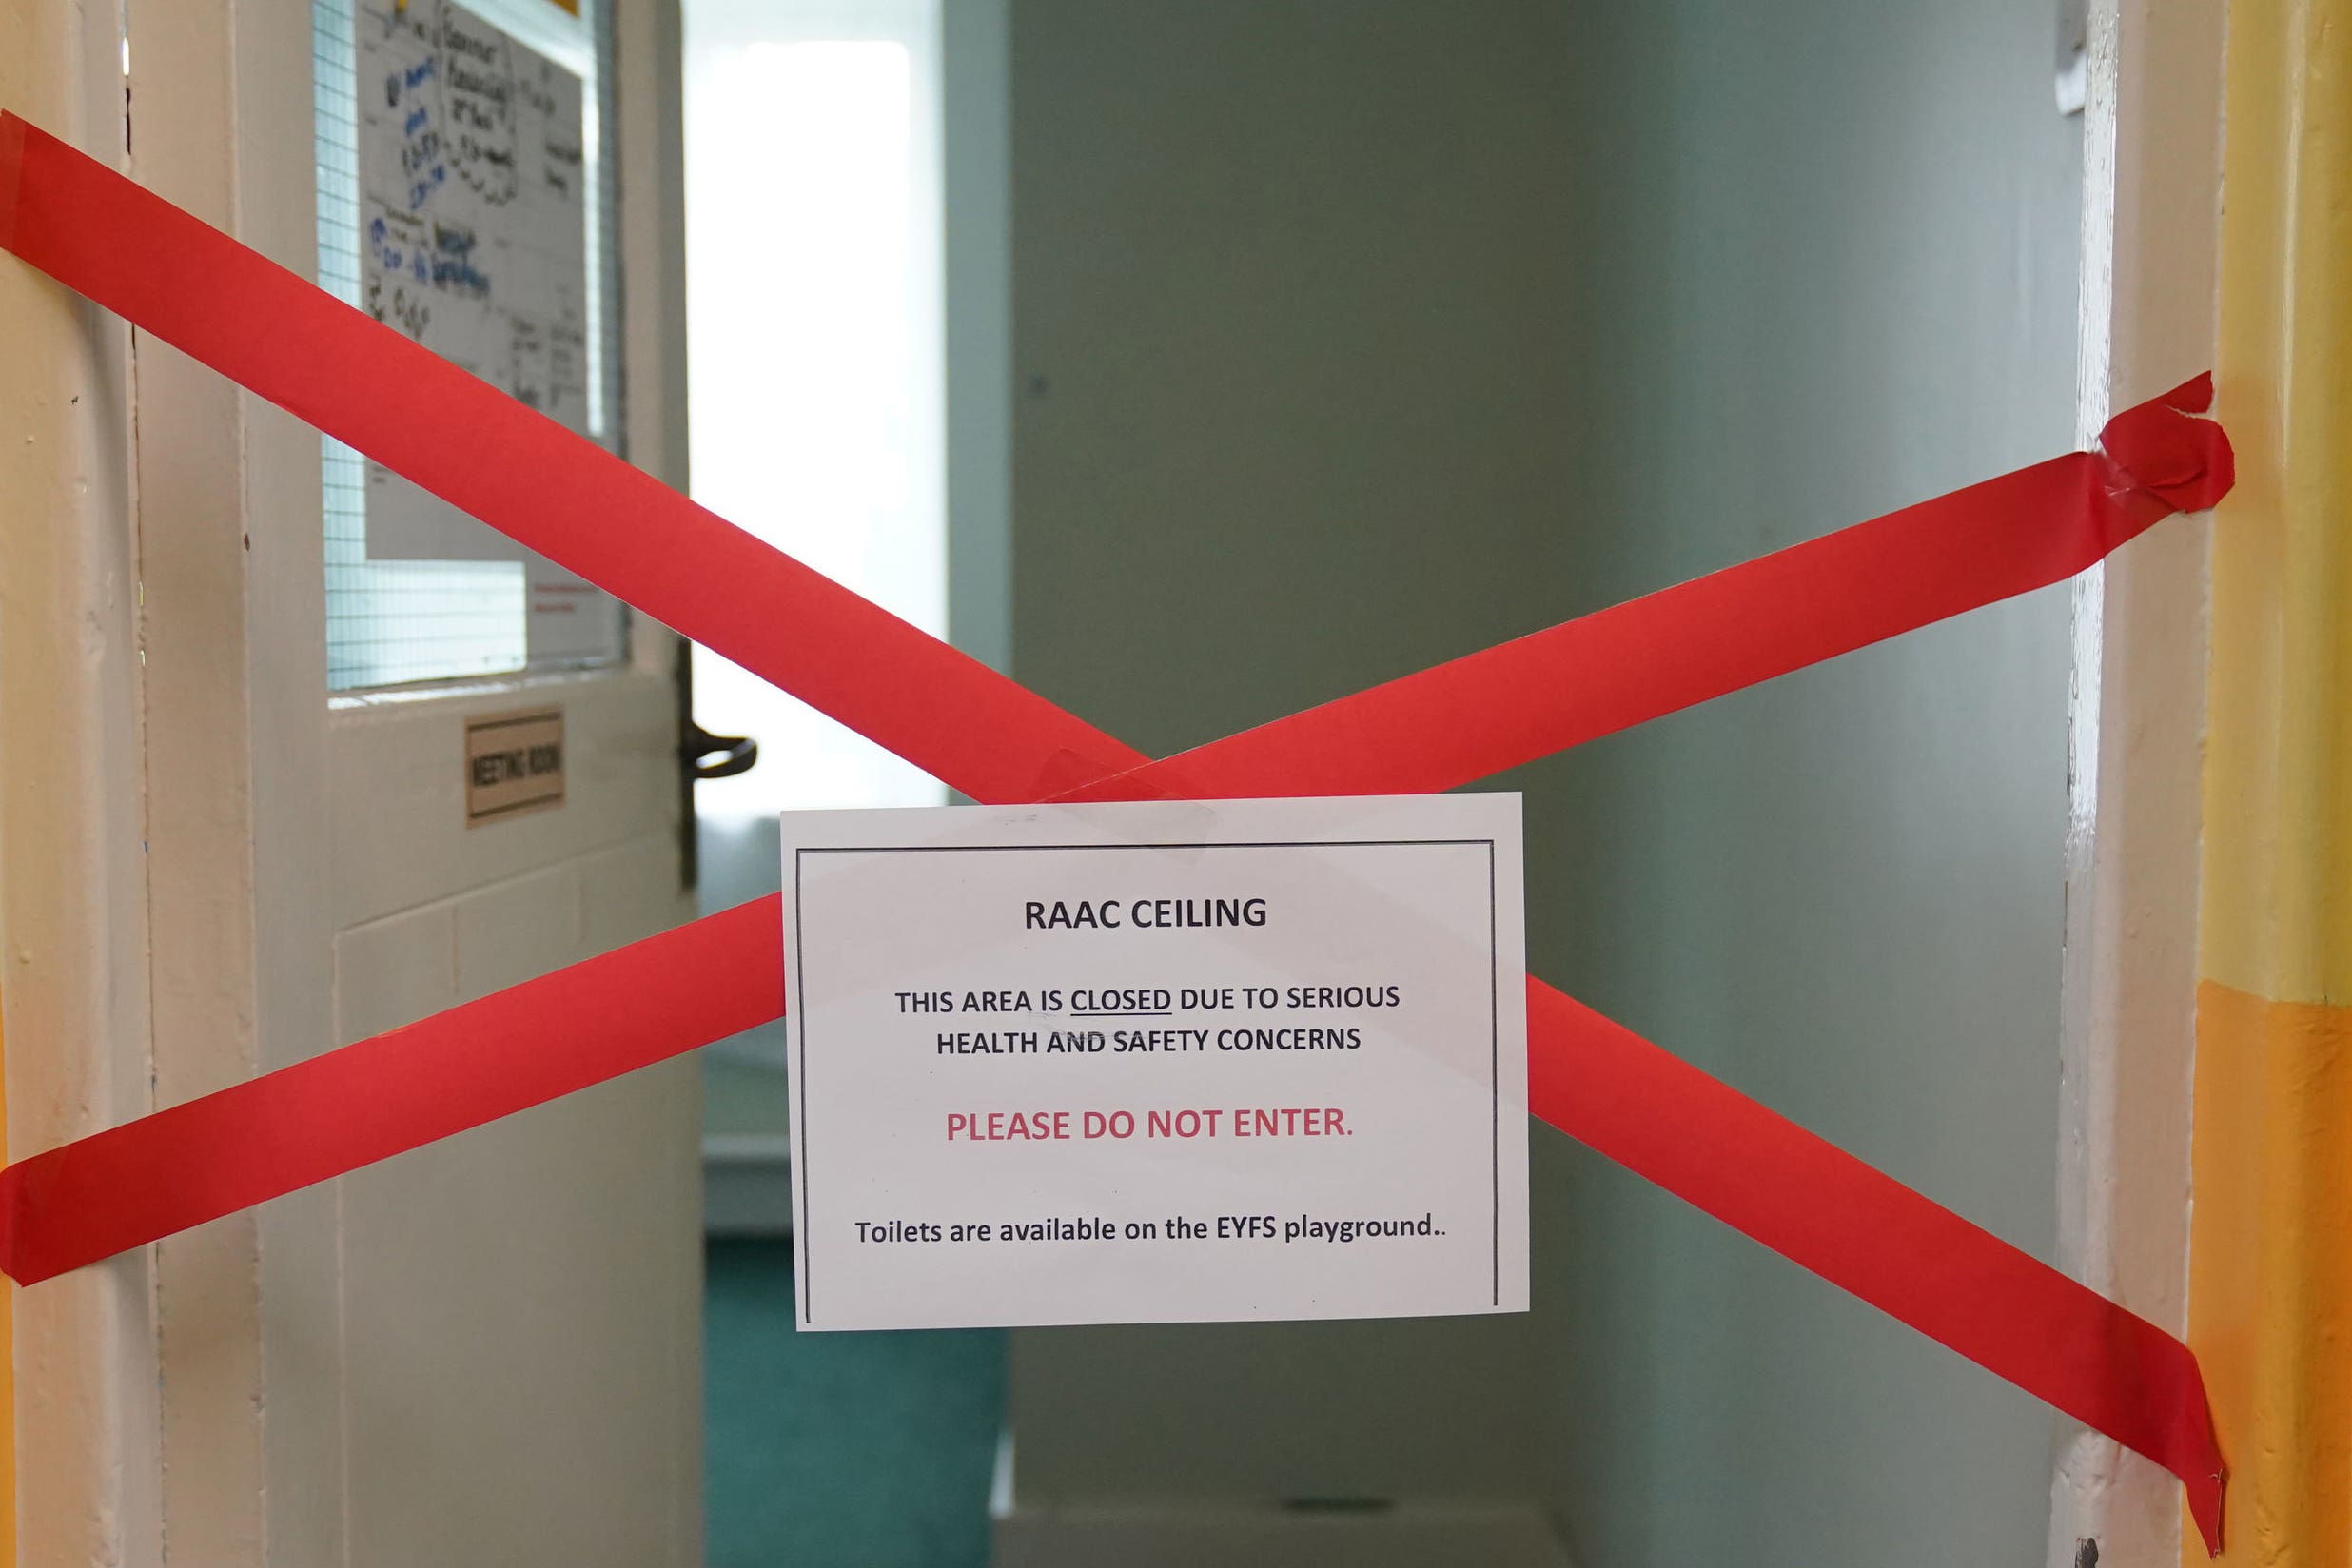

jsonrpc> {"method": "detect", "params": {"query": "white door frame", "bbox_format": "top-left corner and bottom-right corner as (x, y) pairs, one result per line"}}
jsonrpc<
(0, 3), (163, 1564)
(2051, 1), (2225, 1562)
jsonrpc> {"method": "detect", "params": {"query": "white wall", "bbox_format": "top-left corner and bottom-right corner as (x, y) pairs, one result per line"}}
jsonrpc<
(1004, 1), (2082, 1560)
(1534, 3), (2081, 1563)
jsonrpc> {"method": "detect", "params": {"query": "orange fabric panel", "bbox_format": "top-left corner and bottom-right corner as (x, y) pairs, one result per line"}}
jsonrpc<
(2187, 983), (2352, 1565)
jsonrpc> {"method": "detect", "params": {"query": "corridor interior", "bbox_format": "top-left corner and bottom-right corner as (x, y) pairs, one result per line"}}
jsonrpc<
(689, 1), (2087, 1565)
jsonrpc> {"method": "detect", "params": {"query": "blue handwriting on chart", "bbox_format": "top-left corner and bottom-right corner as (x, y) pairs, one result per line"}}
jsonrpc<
(384, 51), (447, 210)
(367, 213), (421, 282)
(429, 225), (492, 297)
(366, 215), (491, 301)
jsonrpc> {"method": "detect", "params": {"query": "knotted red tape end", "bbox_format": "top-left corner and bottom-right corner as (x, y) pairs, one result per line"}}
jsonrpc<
(2100, 373), (2235, 513)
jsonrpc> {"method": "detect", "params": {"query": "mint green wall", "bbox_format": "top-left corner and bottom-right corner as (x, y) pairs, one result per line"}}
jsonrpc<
(1005, 1), (2082, 1558)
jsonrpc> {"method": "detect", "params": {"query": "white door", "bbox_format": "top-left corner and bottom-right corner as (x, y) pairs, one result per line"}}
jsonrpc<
(1, 0), (702, 1562)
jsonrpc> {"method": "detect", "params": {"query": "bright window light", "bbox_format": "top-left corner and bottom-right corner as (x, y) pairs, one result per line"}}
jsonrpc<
(683, 0), (947, 820)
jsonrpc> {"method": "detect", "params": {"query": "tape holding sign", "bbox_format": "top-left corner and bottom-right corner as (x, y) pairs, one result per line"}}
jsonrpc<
(0, 111), (2231, 1548)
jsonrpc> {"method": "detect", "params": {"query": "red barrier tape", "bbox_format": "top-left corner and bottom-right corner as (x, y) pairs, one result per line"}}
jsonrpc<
(0, 113), (2228, 1548)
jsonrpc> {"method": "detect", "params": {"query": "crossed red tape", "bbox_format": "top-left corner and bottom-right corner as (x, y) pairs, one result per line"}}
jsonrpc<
(0, 110), (2231, 1549)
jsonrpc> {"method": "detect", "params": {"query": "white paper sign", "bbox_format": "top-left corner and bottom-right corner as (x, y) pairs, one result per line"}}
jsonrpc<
(780, 794), (1528, 1331)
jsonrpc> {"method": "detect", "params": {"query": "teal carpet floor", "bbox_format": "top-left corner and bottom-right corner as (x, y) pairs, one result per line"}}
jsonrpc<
(705, 1240), (1005, 1568)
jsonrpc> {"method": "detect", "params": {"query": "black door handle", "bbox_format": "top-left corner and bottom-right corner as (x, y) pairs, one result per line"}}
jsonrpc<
(684, 722), (759, 780)
(675, 642), (761, 892)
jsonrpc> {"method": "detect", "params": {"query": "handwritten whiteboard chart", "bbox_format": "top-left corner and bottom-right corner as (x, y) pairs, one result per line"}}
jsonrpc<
(326, 0), (626, 682)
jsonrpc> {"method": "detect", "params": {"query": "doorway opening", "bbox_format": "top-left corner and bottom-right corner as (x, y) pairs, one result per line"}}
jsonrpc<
(681, 4), (998, 1563)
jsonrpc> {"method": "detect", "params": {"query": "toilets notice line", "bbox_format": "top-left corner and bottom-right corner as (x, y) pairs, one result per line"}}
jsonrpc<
(0, 110), (2232, 1551)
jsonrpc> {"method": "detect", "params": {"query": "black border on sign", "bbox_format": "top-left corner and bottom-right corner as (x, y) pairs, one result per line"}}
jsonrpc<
(789, 836), (1504, 1325)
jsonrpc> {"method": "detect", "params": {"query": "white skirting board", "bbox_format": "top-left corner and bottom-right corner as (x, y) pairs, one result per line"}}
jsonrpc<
(701, 1132), (794, 1237)
(990, 1504), (1576, 1568)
